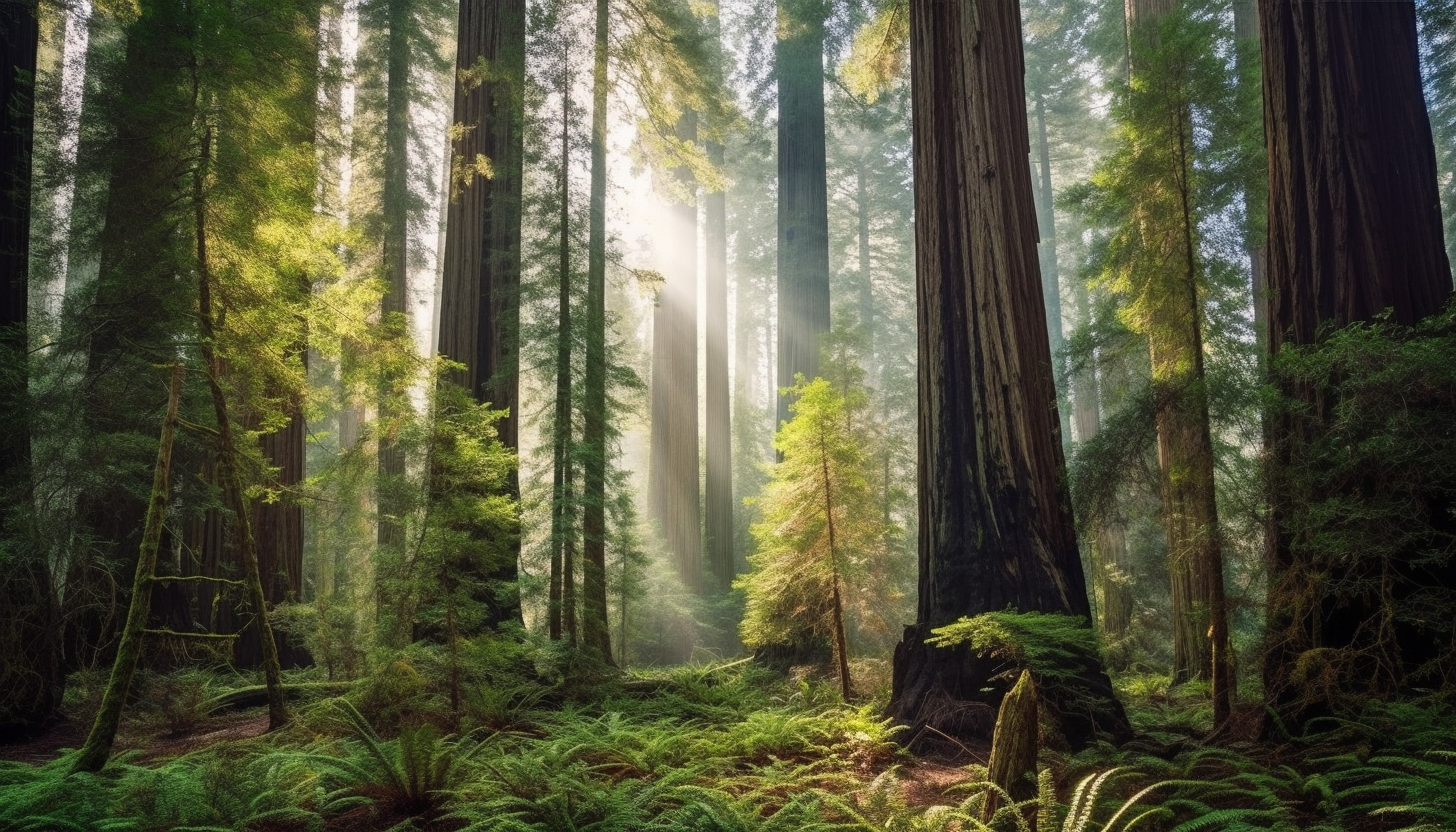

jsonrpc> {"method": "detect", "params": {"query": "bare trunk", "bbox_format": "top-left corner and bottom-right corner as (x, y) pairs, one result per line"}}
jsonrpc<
(650, 112), (702, 605)
(776, 0), (830, 429)
(581, 0), (612, 662)
(887, 0), (1128, 752)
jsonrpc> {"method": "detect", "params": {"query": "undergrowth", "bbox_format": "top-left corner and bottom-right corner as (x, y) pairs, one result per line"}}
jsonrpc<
(4, 660), (1456, 831)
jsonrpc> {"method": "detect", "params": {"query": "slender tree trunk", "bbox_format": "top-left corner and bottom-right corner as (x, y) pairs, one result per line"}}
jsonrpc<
(550, 82), (574, 644)
(72, 366), (183, 774)
(375, 0), (410, 564)
(819, 430), (851, 701)
(438, 0), (525, 630)
(1070, 277), (1133, 643)
(580, 0), (612, 662)
(1260, 0), (1453, 726)
(1032, 93), (1071, 448)
(776, 0), (830, 430)
(192, 121), (287, 730)
(705, 137), (733, 596)
(887, 0), (1129, 752)
(651, 112), (702, 604)
(1124, 0), (1230, 726)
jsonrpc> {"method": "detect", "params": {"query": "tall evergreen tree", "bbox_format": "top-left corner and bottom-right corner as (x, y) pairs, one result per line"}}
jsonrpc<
(886, 0), (1129, 751)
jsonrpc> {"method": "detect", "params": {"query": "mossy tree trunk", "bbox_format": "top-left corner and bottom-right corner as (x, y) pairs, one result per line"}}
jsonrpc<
(71, 366), (183, 774)
(982, 670), (1039, 828)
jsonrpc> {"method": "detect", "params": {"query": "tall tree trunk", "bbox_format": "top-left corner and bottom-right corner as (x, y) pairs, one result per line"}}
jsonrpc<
(580, 0), (612, 662)
(0, 0), (58, 736)
(1124, 0), (1231, 726)
(1032, 92), (1070, 449)
(375, 0), (410, 601)
(650, 112), (702, 603)
(1070, 277), (1133, 643)
(887, 0), (1129, 752)
(776, 0), (830, 430)
(192, 121), (287, 730)
(550, 83), (574, 645)
(438, 0), (525, 629)
(1260, 0), (1453, 726)
(1233, 0), (1267, 358)
(705, 136), (733, 595)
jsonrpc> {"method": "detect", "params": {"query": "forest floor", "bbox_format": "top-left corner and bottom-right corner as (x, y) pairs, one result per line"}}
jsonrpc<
(2, 654), (1455, 831)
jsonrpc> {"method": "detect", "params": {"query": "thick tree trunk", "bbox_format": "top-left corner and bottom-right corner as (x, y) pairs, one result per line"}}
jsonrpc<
(887, 0), (1129, 752)
(580, 0), (612, 662)
(0, 0), (58, 736)
(437, 0), (525, 629)
(650, 112), (702, 603)
(1233, 0), (1267, 357)
(1260, 0), (1453, 725)
(776, 0), (830, 430)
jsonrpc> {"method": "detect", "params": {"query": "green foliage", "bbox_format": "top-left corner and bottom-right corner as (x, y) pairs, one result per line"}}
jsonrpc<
(929, 611), (1103, 689)
(308, 699), (494, 818)
(736, 371), (902, 659)
(1270, 303), (1456, 700)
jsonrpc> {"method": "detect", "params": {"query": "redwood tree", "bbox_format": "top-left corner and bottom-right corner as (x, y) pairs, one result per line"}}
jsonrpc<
(887, 0), (1129, 751)
(1261, 0), (1454, 722)
(437, 0), (526, 629)
(776, 0), (831, 431)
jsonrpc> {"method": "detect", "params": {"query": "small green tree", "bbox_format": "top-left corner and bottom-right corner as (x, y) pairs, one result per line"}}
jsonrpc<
(737, 373), (898, 700)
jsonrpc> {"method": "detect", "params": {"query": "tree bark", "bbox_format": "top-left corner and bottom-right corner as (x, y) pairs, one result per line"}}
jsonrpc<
(981, 670), (1039, 828)
(705, 137), (733, 596)
(0, 0), (58, 736)
(888, 0), (1128, 753)
(1260, 0), (1454, 725)
(650, 112), (702, 603)
(581, 0), (612, 662)
(437, 0), (525, 629)
(776, 0), (830, 430)
(1123, 0), (1231, 726)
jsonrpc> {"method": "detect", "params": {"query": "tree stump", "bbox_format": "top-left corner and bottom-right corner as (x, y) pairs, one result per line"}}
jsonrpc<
(982, 669), (1039, 829)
